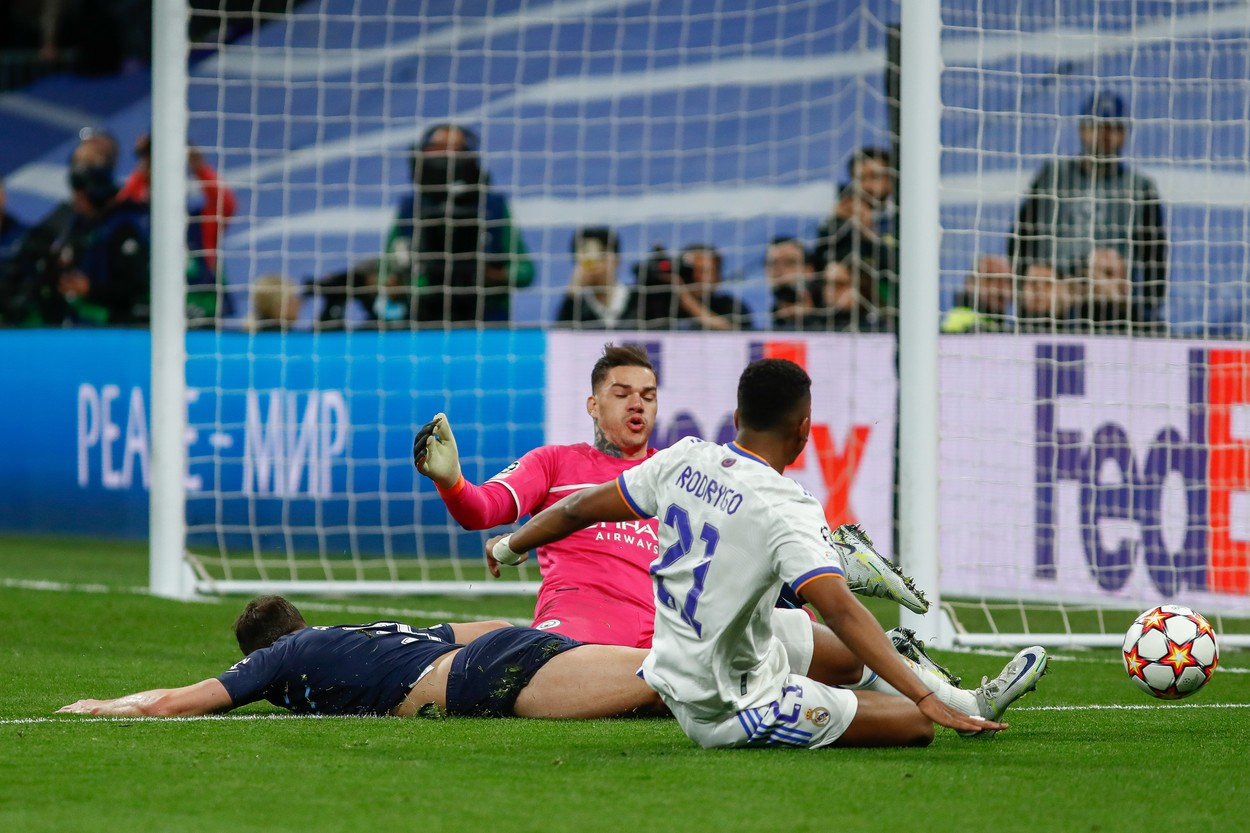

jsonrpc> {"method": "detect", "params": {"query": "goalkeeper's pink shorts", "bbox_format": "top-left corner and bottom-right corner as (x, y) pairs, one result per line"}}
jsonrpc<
(530, 589), (654, 649)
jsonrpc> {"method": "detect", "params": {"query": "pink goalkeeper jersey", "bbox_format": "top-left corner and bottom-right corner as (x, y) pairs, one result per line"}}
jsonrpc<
(438, 443), (659, 642)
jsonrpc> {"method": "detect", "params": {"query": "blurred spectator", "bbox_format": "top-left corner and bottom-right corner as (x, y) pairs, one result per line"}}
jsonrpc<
(245, 275), (303, 332)
(3, 140), (86, 324)
(0, 180), (28, 276)
(764, 237), (816, 330)
(814, 146), (898, 318)
(803, 257), (886, 333)
(49, 152), (148, 325)
(554, 226), (641, 330)
(21, 145), (150, 326)
(381, 123), (534, 324)
(669, 243), (753, 331)
(115, 133), (238, 321)
(1014, 262), (1079, 333)
(15, 131), (116, 255)
(1069, 247), (1135, 333)
(312, 257), (409, 328)
(941, 254), (1014, 334)
(1009, 92), (1167, 333)
(78, 127), (120, 168)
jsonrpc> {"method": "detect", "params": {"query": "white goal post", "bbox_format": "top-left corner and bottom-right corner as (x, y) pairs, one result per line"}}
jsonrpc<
(148, 1), (1250, 648)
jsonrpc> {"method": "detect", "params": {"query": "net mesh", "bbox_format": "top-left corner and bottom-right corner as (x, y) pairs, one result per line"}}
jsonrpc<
(173, 0), (1250, 640)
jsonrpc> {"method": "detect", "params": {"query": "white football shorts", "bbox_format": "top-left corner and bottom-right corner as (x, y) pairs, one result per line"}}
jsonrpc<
(673, 675), (859, 749)
(770, 607), (815, 676)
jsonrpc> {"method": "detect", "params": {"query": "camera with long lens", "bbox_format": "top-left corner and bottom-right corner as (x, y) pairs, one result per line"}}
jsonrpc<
(631, 243), (695, 327)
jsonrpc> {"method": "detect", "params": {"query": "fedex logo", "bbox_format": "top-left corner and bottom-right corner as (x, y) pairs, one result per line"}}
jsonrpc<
(1035, 344), (1250, 596)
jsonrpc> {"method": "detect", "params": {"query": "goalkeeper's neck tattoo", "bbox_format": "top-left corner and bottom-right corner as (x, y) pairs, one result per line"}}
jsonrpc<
(593, 423), (626, 459)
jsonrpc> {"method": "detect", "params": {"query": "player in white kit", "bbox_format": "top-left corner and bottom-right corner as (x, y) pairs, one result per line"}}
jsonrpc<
(489, 358), (1047, 748)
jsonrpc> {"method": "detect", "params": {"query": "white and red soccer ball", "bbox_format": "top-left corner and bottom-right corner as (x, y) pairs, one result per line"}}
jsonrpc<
(1122, 605), (1219, 700)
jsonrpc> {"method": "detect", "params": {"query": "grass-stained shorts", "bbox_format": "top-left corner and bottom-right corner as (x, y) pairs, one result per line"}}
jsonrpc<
(445, 627), (583, 717)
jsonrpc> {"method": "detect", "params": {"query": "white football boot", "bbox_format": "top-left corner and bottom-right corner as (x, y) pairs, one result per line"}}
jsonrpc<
(831, 523), (930, 614)
(959, 646), (1049, 738)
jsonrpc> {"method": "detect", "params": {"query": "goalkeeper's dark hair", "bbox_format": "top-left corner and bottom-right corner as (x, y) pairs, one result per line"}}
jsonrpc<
(590, 343), (655, 391)
(737, 359), (811, 432)
(234, 595), (308, 655)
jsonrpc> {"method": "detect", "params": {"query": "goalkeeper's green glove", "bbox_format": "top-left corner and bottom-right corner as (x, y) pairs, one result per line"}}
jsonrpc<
(413, 413), (463, 489)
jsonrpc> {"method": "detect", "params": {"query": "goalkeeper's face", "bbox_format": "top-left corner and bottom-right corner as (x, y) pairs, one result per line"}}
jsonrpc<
(587, 365), (658, 457)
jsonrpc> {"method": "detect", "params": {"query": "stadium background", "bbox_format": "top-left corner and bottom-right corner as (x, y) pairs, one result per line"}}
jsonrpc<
(5, 0), (1248, 332)
(3, 9), (1250, 831)
(2, 1), (1249, 633)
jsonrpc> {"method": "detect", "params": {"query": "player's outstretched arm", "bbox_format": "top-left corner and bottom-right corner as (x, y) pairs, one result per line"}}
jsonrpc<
(484, 480), (636, 577)
(57, 679), (234, 718)
(416, 414), (525, 533)
(413, 413), (462, 489)
(802, 577), (1005, 735)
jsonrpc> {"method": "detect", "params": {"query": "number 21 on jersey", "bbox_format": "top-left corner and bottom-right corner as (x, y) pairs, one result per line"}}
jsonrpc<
(651, 504), (720, 637)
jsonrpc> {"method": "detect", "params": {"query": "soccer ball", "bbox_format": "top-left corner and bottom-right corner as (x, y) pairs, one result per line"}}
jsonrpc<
(1122, 605), (1219, 700)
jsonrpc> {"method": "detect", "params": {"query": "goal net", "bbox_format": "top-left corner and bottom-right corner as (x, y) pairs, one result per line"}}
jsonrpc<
(937, 1), (1250, 645)
(170, 0), (895, 596)
(155, 0), (1250, 645)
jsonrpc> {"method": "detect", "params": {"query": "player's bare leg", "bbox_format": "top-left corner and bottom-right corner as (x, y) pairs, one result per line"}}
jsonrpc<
(799, 619), (960, 690)
(832, 691), (934, 748)
(513, 645), (668, 718)
(805, 620), (865, 685)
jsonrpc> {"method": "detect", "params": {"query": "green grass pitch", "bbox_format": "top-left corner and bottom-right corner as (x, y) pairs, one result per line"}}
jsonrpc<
(3, 534), (1248, 833)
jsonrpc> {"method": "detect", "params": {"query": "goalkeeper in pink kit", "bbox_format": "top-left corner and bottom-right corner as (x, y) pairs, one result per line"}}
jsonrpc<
(416, 342), (941, 670)
(415, 344), (661, 647)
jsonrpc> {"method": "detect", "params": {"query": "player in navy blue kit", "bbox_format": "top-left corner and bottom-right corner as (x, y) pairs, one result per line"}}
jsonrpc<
(58, 596), (664, 719)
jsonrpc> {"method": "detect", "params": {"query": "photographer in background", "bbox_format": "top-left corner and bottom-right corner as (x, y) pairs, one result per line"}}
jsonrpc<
(554, 226), (640, 330)
(381, 123), (533, 325)
(3, 137), (149, 326)
(764, 237), (816, 330)
(311, 257), (409, 328)
(633, 243), (753, 331)
(671, 243), (754, 331)
(814, 147), (898, 321)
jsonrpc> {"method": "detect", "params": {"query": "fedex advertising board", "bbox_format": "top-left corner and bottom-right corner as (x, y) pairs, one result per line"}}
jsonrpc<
(940, 336), (1250, 615)
(545, 332), (898, 556)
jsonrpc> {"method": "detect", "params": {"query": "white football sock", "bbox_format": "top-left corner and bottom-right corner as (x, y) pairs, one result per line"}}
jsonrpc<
(850, 657), (979, 715)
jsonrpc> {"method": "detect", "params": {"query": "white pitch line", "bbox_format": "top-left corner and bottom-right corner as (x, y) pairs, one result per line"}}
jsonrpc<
(2, 577), (148, 595)
(0, 714), (368, 726)
(0, 576), (529, 626)
(1016, 703), (1250, 712)
(7, 702), (1250, 725)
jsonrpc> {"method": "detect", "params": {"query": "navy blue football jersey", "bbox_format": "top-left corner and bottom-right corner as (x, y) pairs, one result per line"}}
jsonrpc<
(217, 622), (459, 715)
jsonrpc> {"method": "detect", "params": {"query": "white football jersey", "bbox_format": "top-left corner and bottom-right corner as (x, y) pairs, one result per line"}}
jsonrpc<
(617, 437), (846, 720)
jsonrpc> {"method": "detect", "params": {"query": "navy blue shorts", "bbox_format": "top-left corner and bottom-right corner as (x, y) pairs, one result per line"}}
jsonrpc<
(445, 627), (583, 717)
